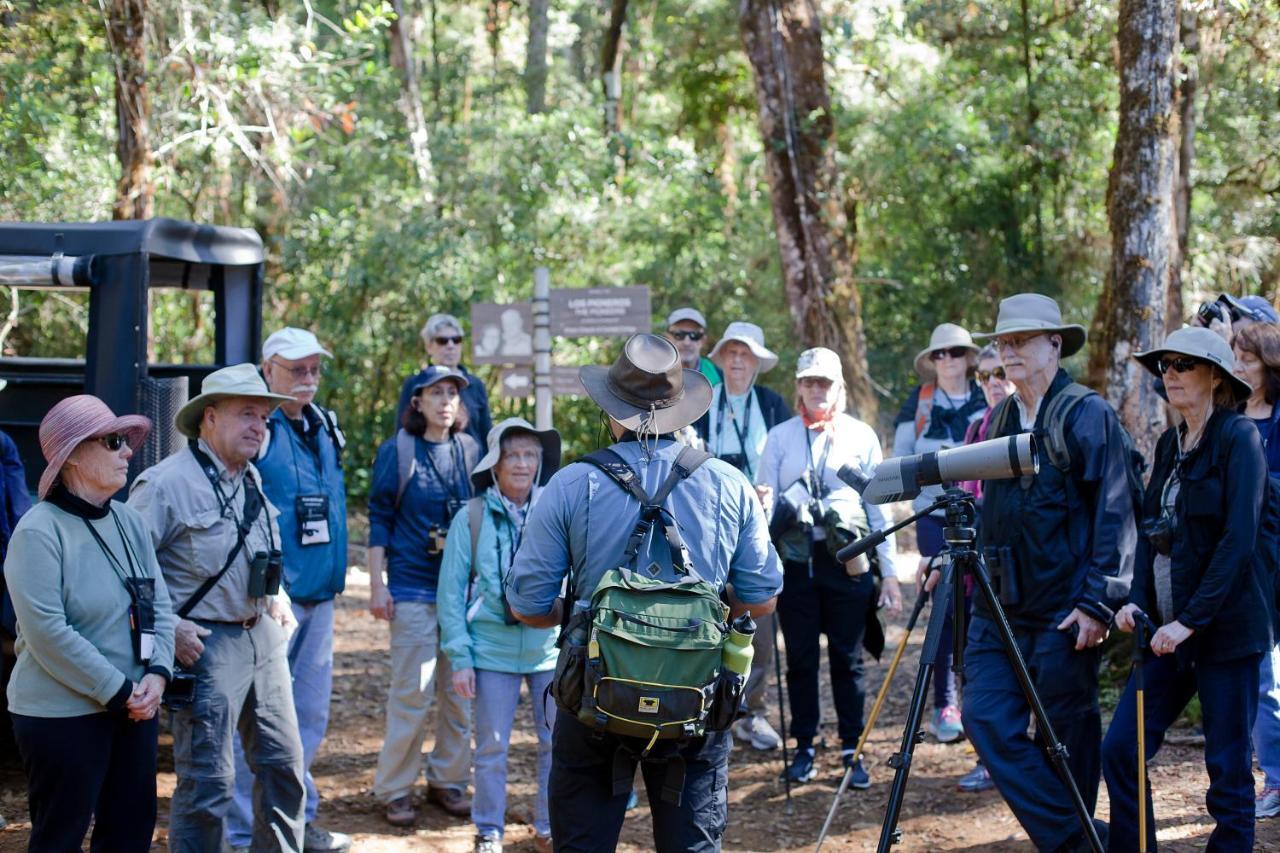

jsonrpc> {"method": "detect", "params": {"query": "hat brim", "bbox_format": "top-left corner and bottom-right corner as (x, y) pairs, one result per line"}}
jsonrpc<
(267, 345), (333, 361)
(410, 372), (470, 396)
(38, 415), (152, 501)
(471, 425), (563, 492)
(175, 391), (295, 439)
(972, 324), (1088, 359)
(578, 366), (713, 434)
(708, 336), (779, 373)
(1133, 348), (1254, 404)
(912, 342), (980, 378)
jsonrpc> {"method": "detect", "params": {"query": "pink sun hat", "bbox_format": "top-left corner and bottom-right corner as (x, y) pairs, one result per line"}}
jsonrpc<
(37, 395), (151, 500)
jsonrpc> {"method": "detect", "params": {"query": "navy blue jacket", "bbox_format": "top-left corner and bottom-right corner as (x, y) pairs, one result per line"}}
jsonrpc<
(0, 429), (30, 560)
(978, 369), (1135, 629)
(397, 365), (492, 454)
(1130, 410), (1271, 663)
(257, 406), (348, 603)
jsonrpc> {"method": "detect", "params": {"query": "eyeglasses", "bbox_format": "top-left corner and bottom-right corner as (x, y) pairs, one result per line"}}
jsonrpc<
(271, 360), (322, 380)
(97, 433), (128, 451)
(668, 330), (704, 342)
(976, 366), (1007, 383)
(433, 336), (464, 346)
(1157, 356), (1202, 375)
(995, 333), (1044, 352)
(929, 346), (971, 361)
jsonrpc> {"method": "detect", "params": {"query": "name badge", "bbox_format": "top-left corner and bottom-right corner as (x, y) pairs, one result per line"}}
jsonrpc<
(296, 495), (331, 546)
(125, 578), (157, 665)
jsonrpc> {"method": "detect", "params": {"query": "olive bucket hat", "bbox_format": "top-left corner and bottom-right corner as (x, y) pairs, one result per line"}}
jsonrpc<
(973, 293), (1088, 358)
(175, 363), (295, 439)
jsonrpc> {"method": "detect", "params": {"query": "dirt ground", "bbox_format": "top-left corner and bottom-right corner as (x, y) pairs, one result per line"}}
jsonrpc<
(2, 558), (1280, 852)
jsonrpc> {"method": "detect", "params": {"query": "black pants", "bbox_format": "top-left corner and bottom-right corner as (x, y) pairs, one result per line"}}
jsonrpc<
(548, 713), (730, 852)
(12, 710), (159, 853)
(777, 549), (876, 749)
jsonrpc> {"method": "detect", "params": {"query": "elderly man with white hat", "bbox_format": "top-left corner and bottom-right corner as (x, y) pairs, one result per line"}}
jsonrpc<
(961, 293), (1136, 852)
(222, 330), (352, 852)
(128, 364), (306, 853)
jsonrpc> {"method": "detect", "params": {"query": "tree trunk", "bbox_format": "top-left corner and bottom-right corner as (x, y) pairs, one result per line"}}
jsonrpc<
(1171, 5), (1198, 327)
(107, 0), (153, 220)
(600, 0), (627, 136)
(525, 0), (550, 114)
(1089, 0), (1180, 458)
(739, 0), (875, 419)
(389, 0), (435, 192)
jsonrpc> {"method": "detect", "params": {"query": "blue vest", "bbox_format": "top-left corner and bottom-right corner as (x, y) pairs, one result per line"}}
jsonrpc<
(257, 406), (348, 602)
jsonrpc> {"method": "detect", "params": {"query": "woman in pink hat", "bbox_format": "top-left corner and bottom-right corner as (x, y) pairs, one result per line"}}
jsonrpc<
(3, 395), (176, 852)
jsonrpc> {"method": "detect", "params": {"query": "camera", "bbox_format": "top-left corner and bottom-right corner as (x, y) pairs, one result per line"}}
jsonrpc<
(1142, 516), (1173, 556)
(427, 524), (448, 556)
(1196, 297), (1236, 327)
(162, 670), (197, 710)
(247, 549), (283, 597)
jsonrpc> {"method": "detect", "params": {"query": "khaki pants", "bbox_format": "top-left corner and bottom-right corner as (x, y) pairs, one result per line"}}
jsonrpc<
(373, 601), (473, 802)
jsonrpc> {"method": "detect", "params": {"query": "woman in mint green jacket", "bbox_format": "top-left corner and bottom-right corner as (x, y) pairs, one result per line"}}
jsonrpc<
(438, 418), (561, 853)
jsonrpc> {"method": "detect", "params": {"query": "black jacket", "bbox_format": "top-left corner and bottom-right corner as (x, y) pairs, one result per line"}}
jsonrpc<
(978, 369), (1135, 629)
(1130, 409), (1271, 663)
(693, 384), (791, 454)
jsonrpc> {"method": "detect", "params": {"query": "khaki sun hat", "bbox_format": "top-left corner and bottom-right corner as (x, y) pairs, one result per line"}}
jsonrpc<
(972, 293), (1088, 358)
(175, 363), (295, 439)
(578, 334), (713, 434)
(1134, 326), (1254, 403)
(912, 323), (980, 378)
(708, 321), (779, 373)
(470, 417), (562, 493)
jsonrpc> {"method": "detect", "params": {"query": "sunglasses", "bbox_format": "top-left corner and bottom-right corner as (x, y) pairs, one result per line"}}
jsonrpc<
(929, 346), (970, 361)
(976, 366), (1007, 383)
(433, 336), (464, 346)
(1157, 356), (1202, 375)
(669, 330), (704, 342)
(97, 433), (128, 451)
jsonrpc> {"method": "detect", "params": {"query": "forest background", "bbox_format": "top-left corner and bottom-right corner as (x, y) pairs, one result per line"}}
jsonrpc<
(0, 0), (1277, 499)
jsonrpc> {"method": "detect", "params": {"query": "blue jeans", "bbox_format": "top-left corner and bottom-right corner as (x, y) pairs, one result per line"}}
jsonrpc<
(1254, 644), (1280, 789)
(226, 600), (333, 845)
(473, 669), (555, 839)
(963, 616), (1101, 851)
(1103, 651), (1260, 852)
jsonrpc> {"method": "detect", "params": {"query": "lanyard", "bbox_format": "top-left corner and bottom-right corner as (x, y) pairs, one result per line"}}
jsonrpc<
(714, 387), (756, 479)
(494, 499), (530, 584)
(189, 444), (274, 551)
(418, 436), (468, 502)
(276, 412), (325, 495)
(82, 512), (143, 599)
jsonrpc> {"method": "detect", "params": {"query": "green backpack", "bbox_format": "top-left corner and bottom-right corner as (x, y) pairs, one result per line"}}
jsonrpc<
(565, 446), (739, 754)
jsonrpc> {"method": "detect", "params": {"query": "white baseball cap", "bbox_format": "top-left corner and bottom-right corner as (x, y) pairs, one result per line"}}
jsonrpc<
(795, 347), (843, 383)
(666, 307), (708, 329)
(263, 327), (333, 361)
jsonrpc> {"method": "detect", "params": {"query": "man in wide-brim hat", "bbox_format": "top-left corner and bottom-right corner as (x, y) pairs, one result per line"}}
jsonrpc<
(962, 293), (1136, 852)
(128, 363), (308, 851)
(503, 334), (783, 851)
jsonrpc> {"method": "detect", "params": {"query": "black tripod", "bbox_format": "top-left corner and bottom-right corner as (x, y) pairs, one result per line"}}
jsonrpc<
(840, 487), (1103, 853)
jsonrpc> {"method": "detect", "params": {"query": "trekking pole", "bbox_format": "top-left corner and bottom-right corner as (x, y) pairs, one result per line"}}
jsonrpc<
(815, 590), (928, 852)
(772, 611), (793, 814)
(1132, 610), (1157, 853)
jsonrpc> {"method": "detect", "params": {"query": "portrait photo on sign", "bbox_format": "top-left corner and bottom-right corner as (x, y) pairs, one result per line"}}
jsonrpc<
(470, 302), (534, 364)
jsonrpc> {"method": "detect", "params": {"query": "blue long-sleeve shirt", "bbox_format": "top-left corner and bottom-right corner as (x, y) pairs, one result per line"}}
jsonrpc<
(368, 431), (479, 602)
(505, 439), (783, 618)
(1, 429), (31, 560)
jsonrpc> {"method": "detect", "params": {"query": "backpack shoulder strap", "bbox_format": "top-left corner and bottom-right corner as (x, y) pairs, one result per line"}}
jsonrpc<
(468, 496), (484, 559)
(1042, 383), (1096, 471)
(578, 449), (652, 505)
(650, 446), (712, 506)
(987, 395), (1015, 440)
(313, 404), (346, 464)
(395, 429), (416, 509)
(914, 382), (936, 438)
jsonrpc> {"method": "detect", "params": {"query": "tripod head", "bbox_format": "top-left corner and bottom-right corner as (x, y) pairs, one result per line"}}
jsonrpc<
(835, 485), (979, 563)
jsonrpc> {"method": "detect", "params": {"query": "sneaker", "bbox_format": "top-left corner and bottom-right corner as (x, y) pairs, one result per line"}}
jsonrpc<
(782, 747), (817, 784)
(1258, 787), (1280, 819)
(928, 705), (964, 743)
(427, 784), (472, 817)
(956, 762), (994, 793)
(533, 834), (552, 853)
(734, 713), (782, 750)
(841, 752), (870, 789)
(303, 824), (353, 852)
(474, 834), (503, 853)
(384, 794), (417, 827)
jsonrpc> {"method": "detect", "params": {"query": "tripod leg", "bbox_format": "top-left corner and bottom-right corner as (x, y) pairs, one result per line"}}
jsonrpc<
(772, 607), (793, 813)
(966, 557), (1104, 853)
(1134, 623), (1148, 853)
(875, 564), (955, 853)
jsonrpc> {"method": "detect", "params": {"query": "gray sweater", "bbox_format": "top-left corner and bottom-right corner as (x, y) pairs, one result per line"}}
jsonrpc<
(4, 498), (176, 718)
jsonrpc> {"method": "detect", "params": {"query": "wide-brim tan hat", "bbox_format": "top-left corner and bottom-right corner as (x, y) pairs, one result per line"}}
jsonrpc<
(37, 395), (151, 500)
(1134, 326), (1254, 403)
(913, 323), (980, 378)
(708, 321), (779, 373)
(579, 334), (713, 435)
(471, 417), (562, 492)
(175, 363), (295, 439)
(973, 293), (1088, 358)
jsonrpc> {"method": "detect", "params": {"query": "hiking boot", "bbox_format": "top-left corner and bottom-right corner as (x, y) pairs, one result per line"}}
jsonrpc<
(384, 795), (417, 827)
(842, 752), (870, 789)
(303, 824), (353, 852)
(734, 713), (782, 750)
(1258, 787), (1280, 819)
(474, 834), (503, 853)
(927, 705), (964, 743)
(782, 747), (816, 784)
(956, 762), (994, 793)
(427, 785), (472, 817)
(533, 834), (552, 853)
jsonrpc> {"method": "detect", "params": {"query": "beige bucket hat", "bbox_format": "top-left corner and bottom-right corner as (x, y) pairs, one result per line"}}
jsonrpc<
(175, 363), (295, 439)
(470, 417), (562, 492)
(973, 293), (1088, 358)
(708, 321), (779, 373)
(913, 323), (980, 378)
(1134, 326), (1254, 403)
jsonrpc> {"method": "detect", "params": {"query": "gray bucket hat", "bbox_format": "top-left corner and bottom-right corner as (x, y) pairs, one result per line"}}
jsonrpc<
(579, 334), (713, 434)
(471, 417), (562, 492)
(1134, 326), (1254, 403)
(175, 363), (295, 439)
(913, 323), (980, 378)
(973, 293), (1088, 358)
(708, 321), (779, 373)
